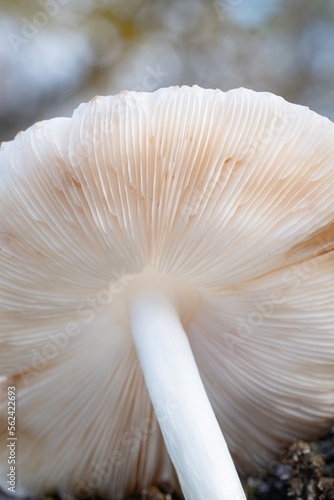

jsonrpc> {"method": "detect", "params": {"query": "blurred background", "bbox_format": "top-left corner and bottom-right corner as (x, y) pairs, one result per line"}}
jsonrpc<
(1, 0), (334, 142)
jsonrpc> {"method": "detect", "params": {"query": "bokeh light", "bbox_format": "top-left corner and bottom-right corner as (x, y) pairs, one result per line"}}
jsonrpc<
(1, 1), (334, 143)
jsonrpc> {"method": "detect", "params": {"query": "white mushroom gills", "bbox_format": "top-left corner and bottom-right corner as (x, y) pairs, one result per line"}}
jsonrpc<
(127, 269), (246, 500)
(2, 86), (334, 500)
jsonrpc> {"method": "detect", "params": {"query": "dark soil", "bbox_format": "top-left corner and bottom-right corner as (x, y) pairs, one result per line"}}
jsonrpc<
(245, 428), (334, 500)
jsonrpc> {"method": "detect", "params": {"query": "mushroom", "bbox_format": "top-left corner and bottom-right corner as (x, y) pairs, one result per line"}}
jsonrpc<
(0, 86), (334, 500)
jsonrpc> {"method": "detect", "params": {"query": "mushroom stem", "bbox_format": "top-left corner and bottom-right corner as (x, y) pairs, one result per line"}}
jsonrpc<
(129, 289), (246, 500)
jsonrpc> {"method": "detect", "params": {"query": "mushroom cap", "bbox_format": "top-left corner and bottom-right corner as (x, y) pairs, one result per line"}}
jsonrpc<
(0, 86), (334, 497)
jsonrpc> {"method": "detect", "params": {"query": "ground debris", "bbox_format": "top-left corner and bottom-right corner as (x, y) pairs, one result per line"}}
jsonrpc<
(247, 429), (334, 500)
(140, 485), (173, 500)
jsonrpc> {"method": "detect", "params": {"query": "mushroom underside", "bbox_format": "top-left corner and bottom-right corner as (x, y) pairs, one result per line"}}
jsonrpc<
(0, 86), (334, 500)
